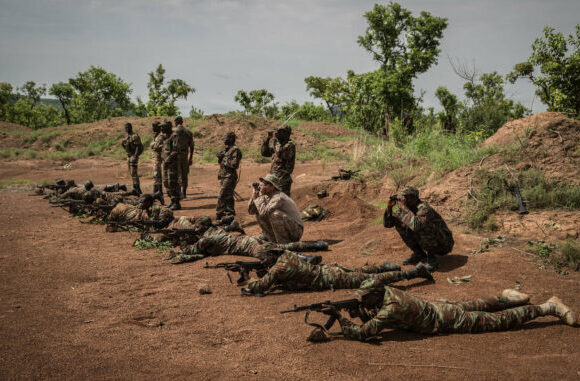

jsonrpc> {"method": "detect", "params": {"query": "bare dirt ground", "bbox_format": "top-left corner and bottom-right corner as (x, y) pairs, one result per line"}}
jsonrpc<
(0, 156), (579, 380)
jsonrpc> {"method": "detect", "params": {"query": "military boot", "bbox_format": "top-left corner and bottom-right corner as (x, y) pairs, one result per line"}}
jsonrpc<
(424, 256), (439, 272)
(540, 296), (577, 326)
(153, 190), (165, 206)
(169, 199), (181, 211)
(402, 249), (427, 265)
(501, 289), (530, 305)
(133, 183), (142, 196)
(377, 261), (401, 272)
(402, 263), (434, 282)
(119, 184), (128, 192)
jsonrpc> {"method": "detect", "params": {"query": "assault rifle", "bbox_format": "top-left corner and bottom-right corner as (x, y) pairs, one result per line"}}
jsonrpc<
(204, 260), (267, 285)
(106, 219), (163, 232)
(331, 169), (360, 181)
(487, 167), (529, 215)
(281, 298), (362, 331)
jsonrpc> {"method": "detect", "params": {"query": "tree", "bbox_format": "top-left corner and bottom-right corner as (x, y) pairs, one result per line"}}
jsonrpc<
(435, 86), (459, 132)
(234, 89), (278, 117)
(304, 76), (348, 119)
(508, 25), (580, 116)
(460, 72), (529, 136)
(140, 64), (196, 116)
(354, 2), (447, 134)
(68, 66), (133, 123)
(49, 82), (74, 124)
(0, 82), (15, 120)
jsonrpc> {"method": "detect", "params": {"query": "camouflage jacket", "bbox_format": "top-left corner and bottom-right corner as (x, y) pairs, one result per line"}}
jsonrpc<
(383, 200), (453, 246)
(174, 125), (194, 155)
(150, 133), (166, 161)
(162, 132), (179, 163)
(217, 145), (242, 179)
(261, 139), (295, 176)
(121, 133), (143, 157)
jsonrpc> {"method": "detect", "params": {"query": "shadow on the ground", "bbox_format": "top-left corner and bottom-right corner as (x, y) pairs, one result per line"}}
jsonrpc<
(180, 203), (217, 211)
(187, 195), (218, 201)
(437, 254), (468, 273)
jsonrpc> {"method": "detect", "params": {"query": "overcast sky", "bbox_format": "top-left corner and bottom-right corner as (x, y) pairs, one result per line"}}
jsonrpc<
(1, 0), (578, 115)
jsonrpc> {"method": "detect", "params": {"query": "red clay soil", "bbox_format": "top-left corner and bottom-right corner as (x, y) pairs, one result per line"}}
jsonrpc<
(1, 155), (579, 379)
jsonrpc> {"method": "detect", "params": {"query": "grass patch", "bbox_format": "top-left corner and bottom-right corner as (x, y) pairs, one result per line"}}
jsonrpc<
(465, 168), (580, 230)
(0, 148), (38, 159)
(296, 144), (349, 163)
(0, 179), (34, 189)
(198, 146), (219, 164)
(134, 237), (174, 252)
(21, 130), (62, 145)
(244, 146), (270, 163)
(526, 240), (579, 273)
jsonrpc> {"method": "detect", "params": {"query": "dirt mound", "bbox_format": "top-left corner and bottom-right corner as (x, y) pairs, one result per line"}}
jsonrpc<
(0, 115), (360, 163)
(482, 112), (577, 148)
(0, 121), (30, 132)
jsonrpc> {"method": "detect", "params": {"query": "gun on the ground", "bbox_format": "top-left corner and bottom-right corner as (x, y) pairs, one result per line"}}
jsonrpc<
(281, 298), (362, 331)
(204, 260), (266, 285)
(331, 169), (360, 181)
(107, 219), (162, 232)
(508, 183), (528, 215)
(487, 167), (528, 215)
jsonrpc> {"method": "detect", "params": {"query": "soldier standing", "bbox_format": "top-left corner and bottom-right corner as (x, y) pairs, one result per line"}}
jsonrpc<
(216, 132), (242, 221)
(150, 121), (165, 204)
(161, 121), (181, 210)
(121, 122), (143, 195)
(384, 186), (454, 272)
(260, 125), (295, 196)
(174, 116), (194, 199)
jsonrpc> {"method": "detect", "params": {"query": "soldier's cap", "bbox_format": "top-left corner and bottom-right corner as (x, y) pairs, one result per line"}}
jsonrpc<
(259, 173), (282, 191)
(225, 132), (236, 139)
(84, 180), (94, 190)
(125, 122), (132, 128)
(152, 121), (161, 127)
(174, 116), (183, 123)
(399, 186), (419, 198)
(278, 125), (292, 134)
(55, 178), (65, 185)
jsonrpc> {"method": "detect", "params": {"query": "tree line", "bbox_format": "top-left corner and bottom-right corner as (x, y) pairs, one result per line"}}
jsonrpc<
(1, 2), (578, 138)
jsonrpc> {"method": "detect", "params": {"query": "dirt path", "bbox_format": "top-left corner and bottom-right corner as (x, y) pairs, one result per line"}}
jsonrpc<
(0, 159), (579, 379)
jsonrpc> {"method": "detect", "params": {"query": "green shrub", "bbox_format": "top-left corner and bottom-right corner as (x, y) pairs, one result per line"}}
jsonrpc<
(561, 240), (580, 271)
(134, 237), (174, 252)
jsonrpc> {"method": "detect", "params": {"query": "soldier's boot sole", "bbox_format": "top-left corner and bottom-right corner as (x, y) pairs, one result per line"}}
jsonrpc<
(546, 296), (577, 326)
(416, 263), (434, 282)
(501, 289), (530, 305)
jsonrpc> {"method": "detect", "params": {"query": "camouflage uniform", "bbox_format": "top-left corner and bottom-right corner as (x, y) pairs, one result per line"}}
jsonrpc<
(162, 132), (181, 203)
(384, 196), (454, 257)
(121, 133), (143, 190)
(216, 144), (242, 219)
(261, 138), (295, 196)
(174, 125), (194, 195)
(59, 186), (103, 203)
(246, 251), (409, 294)
(176, 232), (325, 263)
(337, 286), (551, 341)
(108, 202), (173, 227)
(150, 133), (166, 191)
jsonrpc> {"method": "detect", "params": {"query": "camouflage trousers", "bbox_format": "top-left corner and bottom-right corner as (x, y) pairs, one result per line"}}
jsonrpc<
(153, 156), (163, 187)
(163, 159), (180, 201)
(216, 176), (237, 219)
(127, 156), (140, 187)
(276, 172), (292, 197)
(396, 224), (453, 257)
(247, 252), (405, 294)
(257, 210), (303, 244)
(340, 287), (543, 341)
(177, 153), (190, 190)
(176, 235), (325, 263)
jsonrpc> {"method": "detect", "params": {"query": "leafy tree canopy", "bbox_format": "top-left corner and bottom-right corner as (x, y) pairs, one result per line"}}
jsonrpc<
(508, 25), (580, 116)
